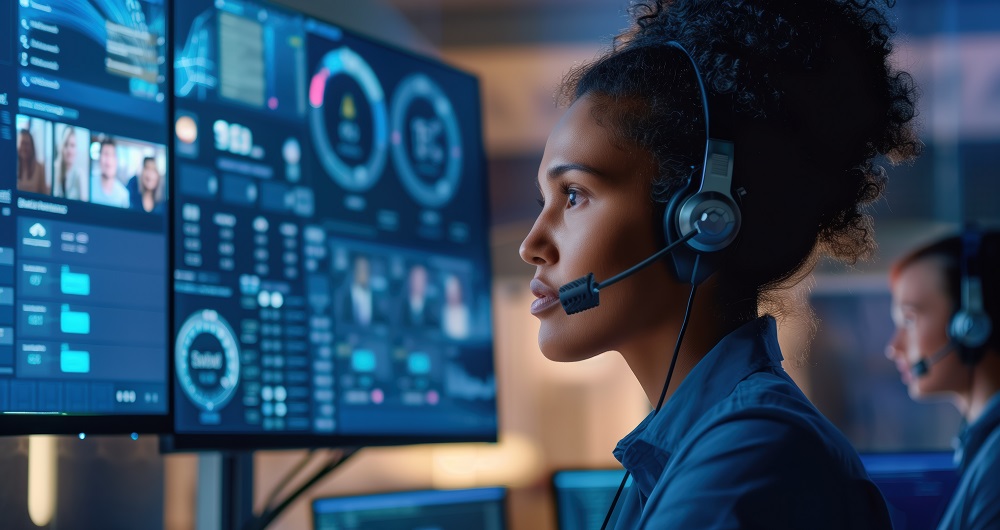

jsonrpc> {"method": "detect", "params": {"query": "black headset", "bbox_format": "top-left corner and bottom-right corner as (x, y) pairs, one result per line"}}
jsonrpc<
(951, 226), (993, 365)
(660, 42), (743, 286)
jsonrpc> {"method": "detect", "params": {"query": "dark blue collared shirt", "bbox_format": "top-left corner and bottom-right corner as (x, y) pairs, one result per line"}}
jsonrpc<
(937, 393), (1000, 530)
(612, 316), (891, 529)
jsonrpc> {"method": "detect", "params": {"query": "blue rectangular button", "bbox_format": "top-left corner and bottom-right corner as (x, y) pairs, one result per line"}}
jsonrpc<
(408, 352), (431, 375)
(351, 349), (376, 372)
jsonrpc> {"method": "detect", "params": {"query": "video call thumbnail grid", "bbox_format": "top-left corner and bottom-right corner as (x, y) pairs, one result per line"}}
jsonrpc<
(16, 115), (168, 213)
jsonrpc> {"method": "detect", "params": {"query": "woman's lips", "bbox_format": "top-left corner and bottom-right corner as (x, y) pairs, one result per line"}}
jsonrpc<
(530, 278), (560, 315)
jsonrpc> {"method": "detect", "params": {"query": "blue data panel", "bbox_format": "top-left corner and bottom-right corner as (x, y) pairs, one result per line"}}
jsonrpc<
(0, 0), (169, 427)
(171, 0), (496, 447)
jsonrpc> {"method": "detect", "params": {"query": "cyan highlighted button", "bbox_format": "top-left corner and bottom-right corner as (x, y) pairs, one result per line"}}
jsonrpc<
(60, 346), (90, 374)
(351, 349), (376, 373)
(408, 352), (431, 375)
(60, 267), (91, 296)
(60, 305), (90, 334)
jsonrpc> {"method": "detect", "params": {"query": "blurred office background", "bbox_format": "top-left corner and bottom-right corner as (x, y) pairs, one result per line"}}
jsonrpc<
(3, 0), (998, 529)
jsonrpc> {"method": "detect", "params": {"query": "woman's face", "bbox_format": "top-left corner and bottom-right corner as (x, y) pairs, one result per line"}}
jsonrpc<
(519, 94), (679, 362)
(887, 258), (968, 399)
(141, 161), (160, 191)
(17, 130), (33, 160)
(63, 131), (77, 163)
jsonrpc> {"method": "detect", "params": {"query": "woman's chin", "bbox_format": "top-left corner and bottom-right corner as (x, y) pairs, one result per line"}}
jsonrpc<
(537, 332), (601, 363)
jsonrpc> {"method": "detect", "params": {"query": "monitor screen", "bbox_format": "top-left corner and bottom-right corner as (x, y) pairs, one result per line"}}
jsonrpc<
(168, 0), (496, 448)
(860, 452), (959, 530)
(552, 469), (630, 530)
(0, 0), (170, 433)
(312, 487), (506, 530)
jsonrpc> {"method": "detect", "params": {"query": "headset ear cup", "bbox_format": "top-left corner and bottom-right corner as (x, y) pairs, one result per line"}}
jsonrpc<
(952, 227), (994, 365)
(663, 185), (696, 283)
(950, 310), (993, 364)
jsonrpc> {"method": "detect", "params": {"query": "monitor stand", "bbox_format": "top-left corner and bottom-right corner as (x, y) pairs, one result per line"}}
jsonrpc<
(197, 451), (255, 530)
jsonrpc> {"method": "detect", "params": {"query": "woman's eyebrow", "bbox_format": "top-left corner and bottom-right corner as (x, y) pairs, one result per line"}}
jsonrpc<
(546, 162), (608, 181)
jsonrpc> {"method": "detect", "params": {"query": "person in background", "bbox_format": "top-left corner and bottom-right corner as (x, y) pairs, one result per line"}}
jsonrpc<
(17, 128), (50, 195)
(127, 157), (165, 213)
(518, 0), (920, 527)
(53, 125), (88, 201)
(90, 136), (129, 208)
(338, 255), (386, 327)
(401, 264), (441, 330)
(442, 274), (470, 340)
(886, 228), (1000, 530)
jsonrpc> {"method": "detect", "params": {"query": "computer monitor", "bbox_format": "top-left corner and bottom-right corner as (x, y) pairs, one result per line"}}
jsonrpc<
(166, 0), (496, 449)
(552, 469), (630, 530)
(0, 0), (170, 433)
(860, 451), (960, 530)
(312, 487), (506, 530)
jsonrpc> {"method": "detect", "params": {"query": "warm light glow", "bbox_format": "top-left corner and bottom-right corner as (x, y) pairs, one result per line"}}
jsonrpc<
(430, 433), (541, 489)
(28, 435), (58, 527)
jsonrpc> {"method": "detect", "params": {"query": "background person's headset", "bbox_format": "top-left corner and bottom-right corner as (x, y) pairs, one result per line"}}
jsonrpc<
(952, 226), (993, 364)
(912, 225), (994, 377)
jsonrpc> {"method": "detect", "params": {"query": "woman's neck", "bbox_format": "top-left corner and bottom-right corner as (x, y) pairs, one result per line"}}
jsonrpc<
(618, 280), (748, 407)
(963, 352), (1000, 423)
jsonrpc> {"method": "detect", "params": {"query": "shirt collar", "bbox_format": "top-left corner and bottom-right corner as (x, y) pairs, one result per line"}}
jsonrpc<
(613, 316), (784, 496)
(955, 392), (1000, 471)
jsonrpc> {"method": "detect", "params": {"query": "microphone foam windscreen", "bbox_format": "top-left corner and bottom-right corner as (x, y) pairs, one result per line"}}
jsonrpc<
(559, 273), (600, 315)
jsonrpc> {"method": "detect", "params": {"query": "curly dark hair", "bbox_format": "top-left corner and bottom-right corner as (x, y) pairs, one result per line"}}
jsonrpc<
(559, 0), (921, 320)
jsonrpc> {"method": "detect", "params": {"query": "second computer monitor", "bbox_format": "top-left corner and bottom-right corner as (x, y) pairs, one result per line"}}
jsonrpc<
(168, 0), (496, 449)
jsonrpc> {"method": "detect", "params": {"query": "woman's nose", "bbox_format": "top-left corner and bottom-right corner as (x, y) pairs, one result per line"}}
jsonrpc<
(519, 217), (555, 267)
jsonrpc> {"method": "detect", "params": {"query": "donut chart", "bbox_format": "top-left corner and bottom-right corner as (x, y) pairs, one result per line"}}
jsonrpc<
(176, 309), (241, 412)
(390, 73), (463, 208)
(309, 46), (388, 192)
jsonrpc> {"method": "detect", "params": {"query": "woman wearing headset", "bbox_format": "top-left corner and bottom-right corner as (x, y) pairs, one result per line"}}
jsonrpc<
(886, 229), (1000, 530)
(519, 0), (919, 527)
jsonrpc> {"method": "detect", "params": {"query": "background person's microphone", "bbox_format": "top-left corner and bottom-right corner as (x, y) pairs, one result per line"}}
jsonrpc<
(558, 228), (699, 314)
(910, 342), (957, 378)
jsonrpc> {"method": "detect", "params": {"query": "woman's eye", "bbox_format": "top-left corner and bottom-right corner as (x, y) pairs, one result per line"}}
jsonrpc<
(567, 189), (578, 207)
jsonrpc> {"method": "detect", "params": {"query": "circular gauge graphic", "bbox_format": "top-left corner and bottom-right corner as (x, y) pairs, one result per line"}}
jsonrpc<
(391, 74), (463, 208)
(176, 309), (241, 412)
(309, 47), (388, 192)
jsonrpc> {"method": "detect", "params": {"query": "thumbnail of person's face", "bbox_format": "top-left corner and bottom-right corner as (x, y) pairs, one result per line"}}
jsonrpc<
(62, 131), (77, 164)
(409, 265), (428, 299)
(353, 257), (370, 288)
(100, 144), (117, 180)
(445, 275), (463, 305)
(142, 160), (160, 191)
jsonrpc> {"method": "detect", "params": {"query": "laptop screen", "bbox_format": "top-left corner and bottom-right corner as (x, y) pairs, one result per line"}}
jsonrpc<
(312, 487), (505, 530)
(552, 469), (631, 530)
(860, 452), (959, 530)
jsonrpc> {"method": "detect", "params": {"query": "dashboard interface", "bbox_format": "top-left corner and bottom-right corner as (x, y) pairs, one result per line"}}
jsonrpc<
(172, 0), (496, 444)
(0, 0), (169, 424)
